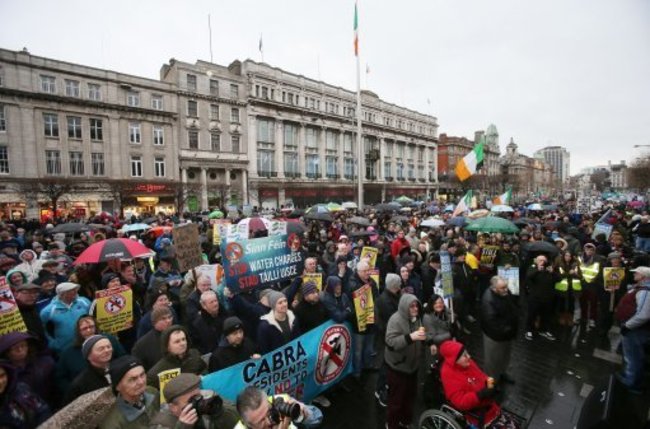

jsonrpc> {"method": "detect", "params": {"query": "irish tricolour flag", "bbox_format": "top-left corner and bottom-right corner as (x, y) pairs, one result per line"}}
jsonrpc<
(493, 188), (512, 205)
(454, 137), (485, 181)
(353, 2), (359, 56)
(452, 190), (473, 217)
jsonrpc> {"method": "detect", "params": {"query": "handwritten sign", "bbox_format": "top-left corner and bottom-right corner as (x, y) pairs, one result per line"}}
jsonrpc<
(173, 223), (203, 272)
(480, 246), (499, 265)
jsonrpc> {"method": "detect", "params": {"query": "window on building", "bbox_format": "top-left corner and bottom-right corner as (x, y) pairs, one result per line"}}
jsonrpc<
(87, 83), (101, 101)
(384, 161), (392, 179)
(429, 161), (435, 181)
(344, 158), (355, 179)
(326, 130), (338, 152)
(64, 79), (80, 97)
(230, 107), (240, 123)
(209, 79), (219, 96)
(127, 91), (140, 107)
(407, 145), (414, 160)
(231, 135), (240, 153)
(69, 151), (84, 176)
(210, 132), (220, 152)
(418, 147), (424, 162)
(257, 150), (275, 175)
(397, 143), (404, 158)
(306, 154), (320, 178)
(187, 100), (198, 117)
(0, 67), (4, 87)
(0, 105), (5, 132)
(130, 155), (143, 177)
(305, 127), (319, 149)
(284, 123), (299, 148)
(89, 118), (103, 141)
(188, 130), (199, 149)
(230, 84), (239, 98)
(91, 152), (105, 176)
(0, 147), (8, 174)
(326, 156), (338, 178)
(154, 157), (165, 177)
(210, 104), (219, 120)
(40, 75), (56, 93)
(151, 95), (163, 110)
(67, 116), (82, 139)
(385, 141), (393, 156)
(418, 165), (425, 180)
(257, 119), (275, 143)
(153, 126), (164, 145)
(343, 133), (353, 153)
(45, 150), (61, 175)
(129, 123), (141, 143)
(43, 113), (59, 137)
(396, 162), (404, 180)
(187, 74), (197, 92)
(261, 87), (268, 99)
(284, 152), (298, 176)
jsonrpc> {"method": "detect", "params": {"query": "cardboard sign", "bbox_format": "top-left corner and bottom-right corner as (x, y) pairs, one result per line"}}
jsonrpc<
(0, 277), (27, 335)
(497, 266), (520, 296)
(352, 284), (375, 332)
(603, 267), (625, 291)
(480, 246), (499, 265)
(302, 273), (323, 291)
(591, 223), (613, 241)
(212, 220), (231, 246)
(173, 223), (203, 272)
(360, 247), (378, 269)
(369, 269), (380, 291)
(158, 368), (181, 404)
(440, 251), (454, 299)
(95, 285), (133, 334)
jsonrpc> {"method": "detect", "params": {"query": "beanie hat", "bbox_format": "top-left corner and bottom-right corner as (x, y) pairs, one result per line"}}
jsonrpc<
(258, 288), (273, 302)
(325, 276), (341, 294)
(101, 272), (120, 289)
(151, 306), (173, 323)
(223, 316), (244, 336)
(385, 273), (401, 292)
(163, 373), (201, 404)
(302, 281), (318, 297)
(267, 291), (285, 310)
(109, 355), (142, 395)
(82, 334), (108, 360)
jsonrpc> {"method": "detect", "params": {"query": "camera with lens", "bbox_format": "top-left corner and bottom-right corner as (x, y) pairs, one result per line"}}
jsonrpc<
(188, 393), (223, 417)
(268, 397), (302, 424)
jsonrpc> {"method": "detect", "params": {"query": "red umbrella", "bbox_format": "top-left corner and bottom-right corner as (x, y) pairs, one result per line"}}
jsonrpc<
(73, 238), (153, 265)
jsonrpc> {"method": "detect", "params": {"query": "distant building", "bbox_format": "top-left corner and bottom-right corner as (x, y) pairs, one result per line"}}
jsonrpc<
(501, 138), (553, 197)
(608, 160), (627, 190)
(534, 146), (570, 184)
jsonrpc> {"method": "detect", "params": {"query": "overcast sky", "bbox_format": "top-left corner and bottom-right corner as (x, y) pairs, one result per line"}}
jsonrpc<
(2, 0), (649, 173)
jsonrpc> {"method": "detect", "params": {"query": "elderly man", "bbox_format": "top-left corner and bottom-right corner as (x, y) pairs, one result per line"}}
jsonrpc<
(347, 260), (379, 380)
(40, 282), (91, 353)
(64, 335), (114, 404)
(616, 266), (650, 394)
(190, 290), (231, 354)
(480, 276), (519, 384)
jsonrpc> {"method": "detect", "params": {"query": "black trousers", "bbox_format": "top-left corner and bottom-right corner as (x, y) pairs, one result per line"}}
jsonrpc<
(526, 298), (553, 333)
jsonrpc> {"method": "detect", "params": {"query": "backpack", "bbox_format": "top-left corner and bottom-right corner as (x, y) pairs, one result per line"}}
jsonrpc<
(615, 286), (649, 323)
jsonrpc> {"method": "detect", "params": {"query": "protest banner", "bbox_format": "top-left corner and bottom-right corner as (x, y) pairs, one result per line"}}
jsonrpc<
(211, 220), (231, 246)
(603, 267), (625, 291)
(222, 234), (303, 294)
(369, 268), (380, 291)
(360, 246), (378, 268)
(480, 246), (499, 265)
(158, 368), (181, 404)
(497, 266), (520, 295)
(202, 320), (353, 403)
(591, 222), (613, 241)
(352, 284), (375, 332)
(440, 251), (454, 299)
(302, 273), (323, 291)
(0, 277), (27, 335)
(95, 285), (133, 333)
(173, 223), (203, 272)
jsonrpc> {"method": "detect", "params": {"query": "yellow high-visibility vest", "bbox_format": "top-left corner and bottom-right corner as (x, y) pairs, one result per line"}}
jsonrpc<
(555, 267), (581, 292)
(579, 258), (600, 284)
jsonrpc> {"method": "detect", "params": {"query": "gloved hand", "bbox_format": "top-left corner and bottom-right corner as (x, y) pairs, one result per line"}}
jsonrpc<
(620, 325), (630, 336)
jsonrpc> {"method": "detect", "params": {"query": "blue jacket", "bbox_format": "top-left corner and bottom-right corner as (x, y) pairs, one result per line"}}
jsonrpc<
(39, 295), (91, 353)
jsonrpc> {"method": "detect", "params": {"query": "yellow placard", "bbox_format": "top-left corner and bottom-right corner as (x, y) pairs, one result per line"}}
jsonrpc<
(95, 285), (133, 334)
(212, 220), (231, 246)
(369, 269), (380, 291)
(352, 284), (375, 333)
(302, 273), (323, 291)
(0, 277), (27, 335)
(603, 267), (625, 291)
(480, 246), (499, 265)
(158, 368), (181, 404)
(360, 247), (379, 269)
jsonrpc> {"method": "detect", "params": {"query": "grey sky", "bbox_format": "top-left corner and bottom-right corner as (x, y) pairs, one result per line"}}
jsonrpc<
(2, 0), (649, 173)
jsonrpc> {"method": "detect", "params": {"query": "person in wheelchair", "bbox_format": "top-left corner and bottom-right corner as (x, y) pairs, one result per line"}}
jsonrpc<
(439, 340), (520, 429)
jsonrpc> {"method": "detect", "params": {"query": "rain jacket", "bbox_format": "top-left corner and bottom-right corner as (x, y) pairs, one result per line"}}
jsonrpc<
(39, 294), (92, 353)
(14, 250), (42, 282)
(384, 294), (422, 375)
(5, 268), (28, 288)
(99, 386), (160, 429)
(0, 361), (51, 429)
(146, 325), (206, 388)
(208, 335), (258, 372)
(256, 310), (301, 354)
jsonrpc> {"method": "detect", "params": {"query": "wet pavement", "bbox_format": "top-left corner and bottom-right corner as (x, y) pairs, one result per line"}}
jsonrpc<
(320, 311), (650, 429)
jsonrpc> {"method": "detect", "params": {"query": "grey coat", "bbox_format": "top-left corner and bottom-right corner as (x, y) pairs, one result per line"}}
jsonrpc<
(384, 294), (422, 375)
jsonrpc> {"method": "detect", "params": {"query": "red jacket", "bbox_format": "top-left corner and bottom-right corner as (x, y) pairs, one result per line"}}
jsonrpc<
(439, 340), (500, 427)
(390, 237), (410, 260)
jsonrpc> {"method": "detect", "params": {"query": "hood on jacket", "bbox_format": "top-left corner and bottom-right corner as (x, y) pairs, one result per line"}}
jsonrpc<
(5, 268), (28, 285)
(0, 332), (34, 356)
(18, 250), (37, 263)
(440, 340), (465, 368)
(397, 293), (420, 321)
(160, 324), (191, 357)
(325, 276), (341, 295)
(0, 359), (18, 395)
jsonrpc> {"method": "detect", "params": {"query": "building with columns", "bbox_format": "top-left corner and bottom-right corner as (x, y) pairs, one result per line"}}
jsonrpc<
(501, 138), (554, 198)
(240, 60), (439, 208)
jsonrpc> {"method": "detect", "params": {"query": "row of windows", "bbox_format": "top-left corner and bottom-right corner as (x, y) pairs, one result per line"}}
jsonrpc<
(186, 101), (240, 122)
(187, 130), (241, 153)
(185, 73), (239, 99)
(42, 150), (166, 178)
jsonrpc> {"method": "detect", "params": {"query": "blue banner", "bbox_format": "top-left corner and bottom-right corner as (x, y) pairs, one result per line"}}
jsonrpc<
(201, 320), (354, 403)
(221, 234), (304, 294)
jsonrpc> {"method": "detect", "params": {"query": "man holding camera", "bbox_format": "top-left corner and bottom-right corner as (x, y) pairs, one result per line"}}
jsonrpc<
(150, 373), (239, 428)
(235, 386), (322, 429)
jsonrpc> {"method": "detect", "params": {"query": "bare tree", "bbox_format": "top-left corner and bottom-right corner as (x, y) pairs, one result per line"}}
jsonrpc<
(590, 170), (611, 192)
(171, 181), (204, 214)
(627, 156), (650, 192)
(13, 177), (77, 214)
(102, 179), (134, 218)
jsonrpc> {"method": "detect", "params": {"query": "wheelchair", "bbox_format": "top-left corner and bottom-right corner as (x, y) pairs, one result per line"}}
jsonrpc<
(418, 404), (467, 429)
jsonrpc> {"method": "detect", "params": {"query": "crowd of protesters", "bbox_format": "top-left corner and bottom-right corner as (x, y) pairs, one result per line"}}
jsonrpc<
(0, 197), (649, 428)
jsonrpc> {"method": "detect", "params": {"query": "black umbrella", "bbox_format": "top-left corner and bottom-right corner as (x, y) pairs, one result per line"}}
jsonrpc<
(286, 222), (307, 235)
(287, 209), (305, 219)
(142, 217), (158, 224)
(375, 203), (401, 212)
(349, 216), (370, 227)
(513, 217), (539, 226)
(390, 215), (410, 223)
(305, 212), (334, 222)
(349, 230), (374, 238)
(446, 217), (468, 227)
(50, 223), (91, 234)
(524, 240), (560, 256)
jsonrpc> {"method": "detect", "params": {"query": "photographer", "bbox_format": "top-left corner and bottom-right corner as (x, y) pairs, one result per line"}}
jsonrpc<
(524, 255), (558, 341)
(150, 373), (239, 428)
(235, 386), (323, 429)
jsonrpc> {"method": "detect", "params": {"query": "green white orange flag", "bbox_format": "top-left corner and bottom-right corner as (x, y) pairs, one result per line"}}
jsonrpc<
(454, 137), (485, 181)
(452, 190), (473, 217)
(493, 188), (512, 205)
(353, 2), (359, 56)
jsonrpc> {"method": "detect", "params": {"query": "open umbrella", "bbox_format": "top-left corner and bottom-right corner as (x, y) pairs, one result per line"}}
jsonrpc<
(513, 217), (539, 226)
(142, 216), (158, 224)
(342, 201), (358, 210)
(443, 204), (455, 213)
(287, 209), (305, 219)
(527, 203), (544, 211)
(238, 217), (272, 233)
(50, 223), (91, 234)
(121, 223), (151, 233)
(305, 212), (334, 222)
(421, 218), (445, 228)
(349, 230), (375, 238)
(395, 196), (414, 206)
(524, 240), (560, 256)
(390, 215), (410, 223)
(465, 217), (519, 234)
(375, 202), (402, 212)
(306, 204), (330, 214)
(73, 238), (153, 265)
(349, 216), (370, 227)
(208, 210), (224, 219)
(326, 202), (344, 212)
(490, 205), (514, 213)
(467, 209), (490, 220)
(286, 221), (307, 235)
(446, 216), (468, 227)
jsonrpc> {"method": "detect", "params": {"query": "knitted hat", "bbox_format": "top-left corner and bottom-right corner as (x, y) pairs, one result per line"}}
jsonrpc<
(267, 291), (285, 310)
(223, 316), (244, 336)
(151, 306), (173, 323)
(82, 335), (108, 360)
(163, 373), (201, 404)
(302, 281), (318, 297)
(101, 272), (120, 289)
(385, 273), (401, 292)
(109, 355), (143, 395)
(258, 288), (273, 302)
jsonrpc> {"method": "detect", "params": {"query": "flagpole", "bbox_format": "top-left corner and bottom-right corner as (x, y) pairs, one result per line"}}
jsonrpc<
(355, 2), (364, 209)
(208, 14), (214, 63)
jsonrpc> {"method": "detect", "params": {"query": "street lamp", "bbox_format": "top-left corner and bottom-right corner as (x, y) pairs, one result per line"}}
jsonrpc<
(633, 144), (650, 148)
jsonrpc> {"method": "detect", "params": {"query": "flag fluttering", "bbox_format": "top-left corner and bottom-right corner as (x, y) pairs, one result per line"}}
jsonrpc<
(454, 137), (485, 181)
(353, 2), (359, 56)
(493, 188), (512, 205)
(452, 190), (473, 217)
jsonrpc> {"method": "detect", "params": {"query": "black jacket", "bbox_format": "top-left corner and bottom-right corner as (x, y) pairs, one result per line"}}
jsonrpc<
(208, 336), (258, 372)
(190, 309), (231, 354)
(480, 288), (518, 342)
(376, 289), (400, 335)
(525, 266), (557, 302)
(132, 328), (163, 371)
(18, 304), (46, 344)
(64, 364), (109, 405)
(294, 299), (328, 333)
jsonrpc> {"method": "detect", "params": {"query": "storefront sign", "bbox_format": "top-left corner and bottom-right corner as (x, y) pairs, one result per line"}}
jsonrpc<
(173, 223), (204, 272)
(132, 183), (172, 193)
(95, 285), (134, 333)
(0, 277), (27, 335)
